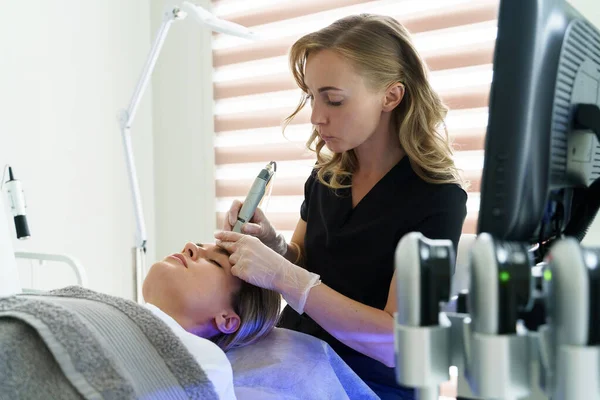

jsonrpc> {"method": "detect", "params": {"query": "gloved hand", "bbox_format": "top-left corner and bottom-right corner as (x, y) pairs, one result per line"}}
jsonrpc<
(215, 231), (321, 315)
(223, 200), (288, 257)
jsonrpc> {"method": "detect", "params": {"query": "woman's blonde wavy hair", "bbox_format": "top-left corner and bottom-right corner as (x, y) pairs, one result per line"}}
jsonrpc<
(283, 14), (466, 189)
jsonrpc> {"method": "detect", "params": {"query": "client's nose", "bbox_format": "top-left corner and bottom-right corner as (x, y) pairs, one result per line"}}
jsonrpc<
(182, 242), (200, 260)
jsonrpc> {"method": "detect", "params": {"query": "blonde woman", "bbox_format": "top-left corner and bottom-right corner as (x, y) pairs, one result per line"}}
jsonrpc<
(216, 14), (467, 399)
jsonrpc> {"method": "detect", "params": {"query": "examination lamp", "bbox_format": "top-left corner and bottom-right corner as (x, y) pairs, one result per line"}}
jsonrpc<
(118, 2), (256, 303)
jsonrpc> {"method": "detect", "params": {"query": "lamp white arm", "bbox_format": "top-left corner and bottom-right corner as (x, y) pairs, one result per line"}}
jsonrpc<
(117, 6), (184, 254)
(117, 6), (183, 303)
(121, 7), (184, 131)
(118, 3), (256, 302)
(181, 1), (257, 39)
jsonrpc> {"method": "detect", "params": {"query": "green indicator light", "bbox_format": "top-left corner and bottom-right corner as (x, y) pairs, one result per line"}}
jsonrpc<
(544, 269), (552, 281)
(500, 271), (510, 283)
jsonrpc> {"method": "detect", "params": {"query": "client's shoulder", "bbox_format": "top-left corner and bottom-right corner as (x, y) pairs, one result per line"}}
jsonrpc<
(144, 303), (235, 399)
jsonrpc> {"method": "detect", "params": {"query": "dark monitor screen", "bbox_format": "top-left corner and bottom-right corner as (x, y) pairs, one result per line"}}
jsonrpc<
(477, 0), (600, 247)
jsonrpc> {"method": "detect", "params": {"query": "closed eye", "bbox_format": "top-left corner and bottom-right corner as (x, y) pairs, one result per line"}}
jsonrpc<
(305, 93), (342, 107)
(209, 259), (223, 268)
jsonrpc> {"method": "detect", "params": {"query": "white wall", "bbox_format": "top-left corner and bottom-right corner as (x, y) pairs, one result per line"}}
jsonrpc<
(0, 0), (216, 301)
(567, 0), (600, 246)
(150, 0), (217, 261)
(0, 0), (156, 299)
(568, 0), (600, 24)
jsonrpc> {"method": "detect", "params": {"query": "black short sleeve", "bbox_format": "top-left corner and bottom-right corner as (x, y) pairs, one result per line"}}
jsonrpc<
(415, 184), (467, 252)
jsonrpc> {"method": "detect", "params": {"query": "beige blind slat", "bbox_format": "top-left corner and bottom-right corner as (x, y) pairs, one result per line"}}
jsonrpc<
(213, 1), (498, 67)
(217, 0), (377, 28)
(216, 169), (483, 198)
(214, 45), (494, 99)
(212, 0), (499, 239)
(216, 176), (308, 198)
(215, 127), (485, 164)
(216, 211), (480, 234)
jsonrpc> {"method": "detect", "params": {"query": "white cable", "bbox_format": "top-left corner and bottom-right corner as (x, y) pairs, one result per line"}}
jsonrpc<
(1, 164), (9, 190)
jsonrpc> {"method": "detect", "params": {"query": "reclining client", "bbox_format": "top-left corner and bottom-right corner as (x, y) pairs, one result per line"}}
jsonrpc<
(0, 241), (281, 400)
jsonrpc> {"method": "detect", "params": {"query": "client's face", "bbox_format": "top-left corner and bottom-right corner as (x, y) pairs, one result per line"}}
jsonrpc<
(142, 242), (241, 337)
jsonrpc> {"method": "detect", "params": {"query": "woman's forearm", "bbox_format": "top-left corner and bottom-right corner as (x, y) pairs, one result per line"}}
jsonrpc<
(283, 241), (304, 266)
(302, 284), (395, 368)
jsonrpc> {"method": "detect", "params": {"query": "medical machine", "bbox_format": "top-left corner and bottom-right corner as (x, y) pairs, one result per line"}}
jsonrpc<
(233, 161), (277, 233)
(0, 165), (29, 297)
(118, 2), (257, 303)
(0, 164), (89, 295)
(394, 0), (600, 398)
(477, 1), (600, 250)
(541, 238), (600, 399)
(394, 233), (455, 400)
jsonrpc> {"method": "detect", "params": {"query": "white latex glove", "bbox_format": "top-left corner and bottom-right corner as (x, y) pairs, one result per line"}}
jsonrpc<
(215, 231), (321, 315)
(223, 200), (287, 256)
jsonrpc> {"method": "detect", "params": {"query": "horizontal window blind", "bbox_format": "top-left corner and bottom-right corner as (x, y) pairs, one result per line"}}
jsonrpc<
(211, 0), (498, 242)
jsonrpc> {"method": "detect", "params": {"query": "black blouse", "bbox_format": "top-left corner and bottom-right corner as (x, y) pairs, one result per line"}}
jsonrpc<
(278, 156), (468, 399)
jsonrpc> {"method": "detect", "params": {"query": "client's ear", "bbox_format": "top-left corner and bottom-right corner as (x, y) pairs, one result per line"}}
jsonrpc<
(214, 311), (240, 334)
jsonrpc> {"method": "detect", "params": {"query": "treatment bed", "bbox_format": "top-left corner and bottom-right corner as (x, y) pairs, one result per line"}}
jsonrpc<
(0, 251), (378, 399)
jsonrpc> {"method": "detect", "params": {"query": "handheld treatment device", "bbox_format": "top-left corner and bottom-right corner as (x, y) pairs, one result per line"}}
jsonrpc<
(233, 161), (276, 233)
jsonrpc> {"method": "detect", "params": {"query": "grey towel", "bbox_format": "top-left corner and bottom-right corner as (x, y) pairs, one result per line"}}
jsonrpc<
(0, 286), (218, 400)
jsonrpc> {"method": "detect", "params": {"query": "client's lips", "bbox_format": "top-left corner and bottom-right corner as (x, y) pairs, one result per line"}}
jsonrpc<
(169, 253), (188, 268)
